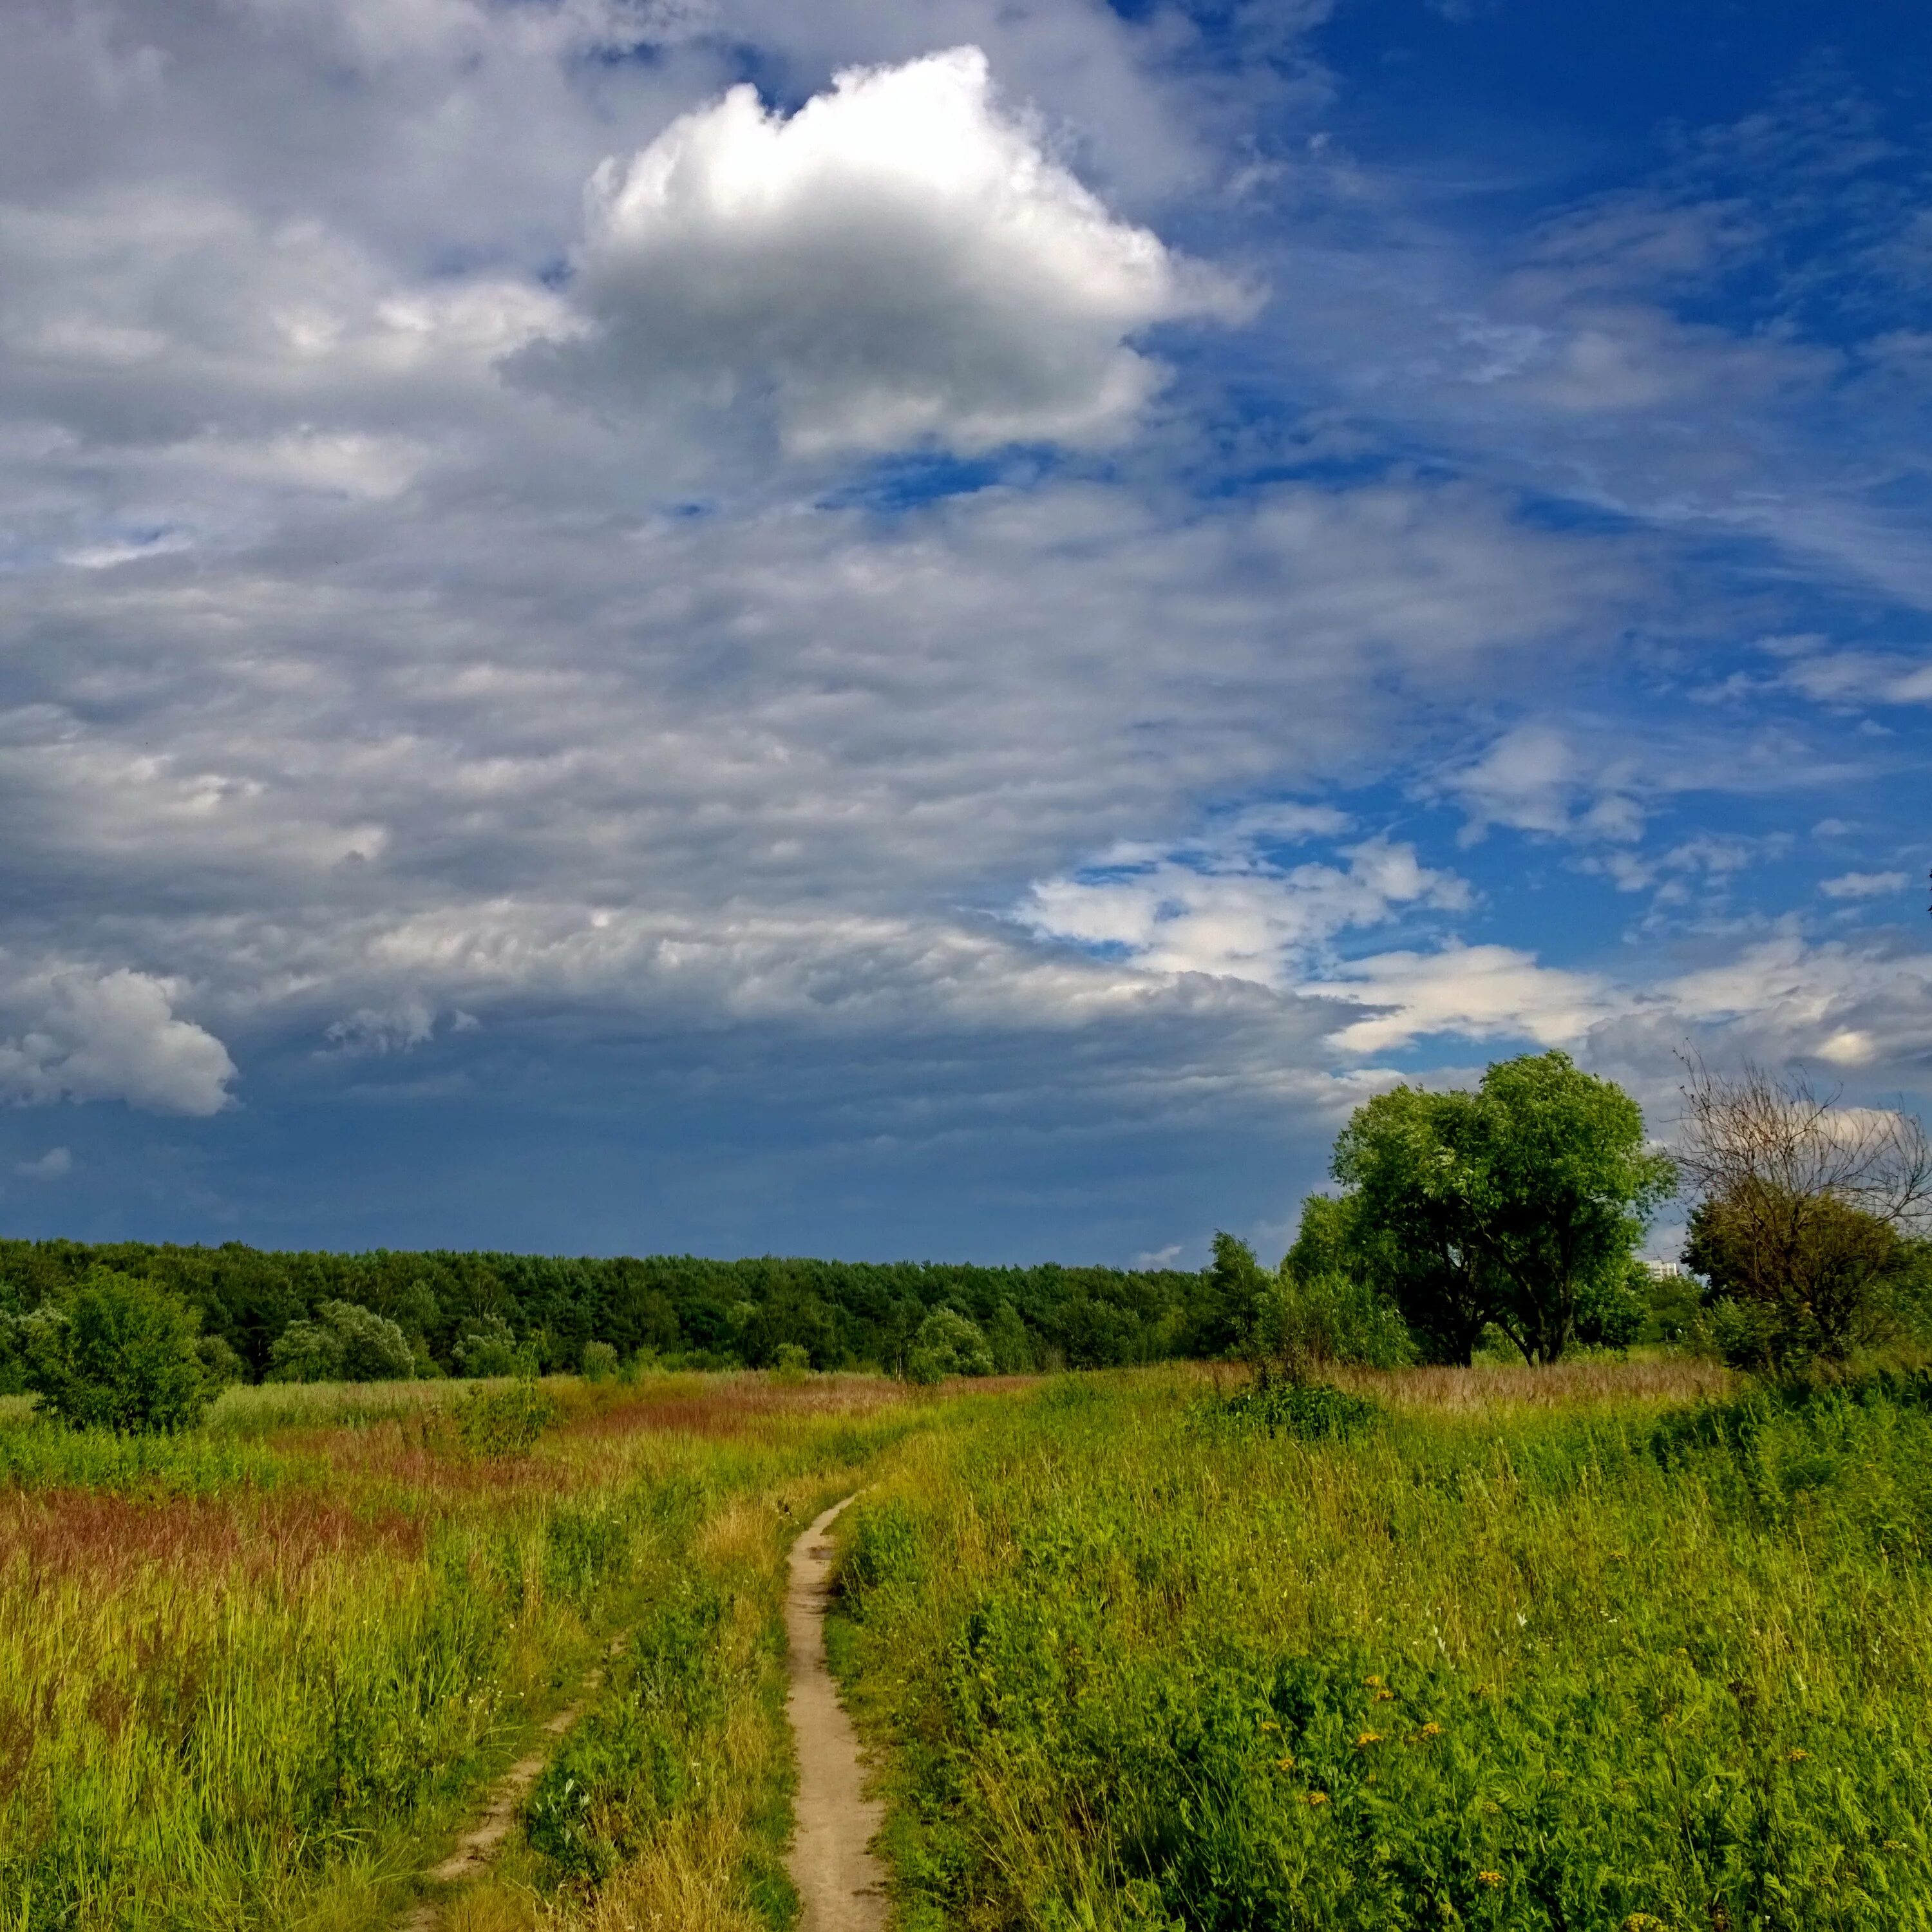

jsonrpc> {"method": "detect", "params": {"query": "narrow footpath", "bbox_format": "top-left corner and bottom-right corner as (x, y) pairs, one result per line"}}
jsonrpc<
(785, 1497), (889, 1932)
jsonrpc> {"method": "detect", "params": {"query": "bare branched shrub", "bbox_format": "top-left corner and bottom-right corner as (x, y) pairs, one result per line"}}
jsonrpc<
(1676, 1058), (1931, 1363)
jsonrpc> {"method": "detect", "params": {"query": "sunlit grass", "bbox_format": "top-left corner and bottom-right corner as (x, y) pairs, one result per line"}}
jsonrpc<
(0, 1370), (924, 1931)
(833, 1362), (1932, 1931)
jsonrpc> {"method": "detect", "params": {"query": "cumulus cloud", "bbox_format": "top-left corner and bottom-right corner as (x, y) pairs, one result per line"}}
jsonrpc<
(0, 967), (236, 1115)
(1309, 945), (1622, 1056)
(544, 46), (1245, 453)
(1444, 725), (1645, 846)
(1020, 824), (1470, 987)
(16, 1145), (72, 1179)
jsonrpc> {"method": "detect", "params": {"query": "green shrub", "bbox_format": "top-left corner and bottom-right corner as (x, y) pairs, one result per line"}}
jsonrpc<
(9, 1268), (210, 1434)
(453, 1312), (526, 1378)
(581, 1340), (620, 1381)
(454, 1381), (557, 1457)
(194, 1332), (247, 1390)
(267, 1300), (415, 1383)
(1204, 1377), (1381, 1441)
(906, 1307), (993, 1383)
(769, 1341), (811, 1383)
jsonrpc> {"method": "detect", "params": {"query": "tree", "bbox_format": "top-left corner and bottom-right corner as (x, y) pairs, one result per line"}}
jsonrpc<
(268, 1300), (415, 1383)
(452, 1312), (526, 1378)
(1329, 1088), (1495, 1365)
(12, 1267), (211, 1432)
(1676, 1060), (1931, 1367)
(905, 1307), (993, 1383)
(1191, 1232), (1273, 1358)
(1331, 1052), (1674, 1365)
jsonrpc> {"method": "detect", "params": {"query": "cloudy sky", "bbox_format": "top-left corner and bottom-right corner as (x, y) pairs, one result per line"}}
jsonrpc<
(2, 0), (1927, 1262)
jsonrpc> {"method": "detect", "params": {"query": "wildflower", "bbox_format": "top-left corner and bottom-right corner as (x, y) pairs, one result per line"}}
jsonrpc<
(1306, 1790), (1330, 1806)
(1374, 1689), (1397, 1703)
(1478, 1871), (1502, 1888)
(1274, 1754), (1296, 1770)
(1622, 1916), (1667, 1932)
(1365, 1674), (1385, 1688)
(1786, 1748), (1809, 1763)
(1356, 1730), (1383, 1748)
(1883, 1840), (1905, 1853)
(1260, 1720), (1279, 1734)
(1419, 1722), (1443, 1739)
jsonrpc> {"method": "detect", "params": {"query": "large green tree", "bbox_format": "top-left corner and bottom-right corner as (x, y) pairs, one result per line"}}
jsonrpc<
(11, 1267), (211, 1432)
(1331, 1051), (1674, 1364)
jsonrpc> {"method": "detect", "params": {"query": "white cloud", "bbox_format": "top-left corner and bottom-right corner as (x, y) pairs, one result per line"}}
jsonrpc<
(0, 967), (236, 1115)
(1820, 870), (1908, 900)
(1307, 943), (1622, 1055)
(1658, 935), (1932, 1071)
(15, 1145), (72, 1179)
(547, 46), (1245, 453)
(1021, 828), (1470, 987)
(1445, 725), (1645, 846)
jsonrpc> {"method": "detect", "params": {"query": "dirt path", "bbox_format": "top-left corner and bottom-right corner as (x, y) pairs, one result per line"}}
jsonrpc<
(786, 1497), (889, 1932)
(398, 1640), (621, 1932)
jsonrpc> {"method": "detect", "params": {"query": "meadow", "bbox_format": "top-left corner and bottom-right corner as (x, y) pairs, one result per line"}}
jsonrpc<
(0, 1370), (928, 1932)
(830, 1361), (1932, 1932)
(8, 1356), (1931, 1932)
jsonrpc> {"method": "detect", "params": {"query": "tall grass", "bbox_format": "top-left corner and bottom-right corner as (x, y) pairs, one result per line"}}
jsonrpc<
(0, 1370), (922, 1931)
(832, 1364), (1932, 1931)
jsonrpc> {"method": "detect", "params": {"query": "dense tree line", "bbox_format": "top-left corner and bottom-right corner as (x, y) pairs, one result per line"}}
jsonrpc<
(0, 1238), (1207, 1384)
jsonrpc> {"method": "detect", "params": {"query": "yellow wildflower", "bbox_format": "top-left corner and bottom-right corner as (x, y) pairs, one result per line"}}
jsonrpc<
(1786, 1748), (1809, 1763)
(1306, 1790), (1330, 1806)
(1374, 1689), (1397, 1703)
(1478, 1871), (1502, 1888)
(1356, 1730), (1383, 1748)
(1419, 1722), (1443, 1739)
(1274, 1754), (1296, 1770)
(1365, 1674), (1385, 1689)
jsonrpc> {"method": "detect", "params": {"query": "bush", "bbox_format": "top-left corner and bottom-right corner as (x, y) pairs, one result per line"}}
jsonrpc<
(453, 1313), (526, 1378)
(196, 1332), (248, 1390)
(1206, 1378), (1381, 1442)
(905, 1307), (994, 1383)
(770, 1341), (811, 1383)
(1251, 1267), (1414, 1374)
(267, 1301), (414, 1383)
(453, 1381), (557, 1456)
(581, 1340), (620, 1381)
(10, 1268), (210, 1434)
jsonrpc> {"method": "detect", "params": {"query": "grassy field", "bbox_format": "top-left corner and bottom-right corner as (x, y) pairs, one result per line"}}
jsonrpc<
(829, 1361), (1932, 1932)
(0, 1370), (928, 1932)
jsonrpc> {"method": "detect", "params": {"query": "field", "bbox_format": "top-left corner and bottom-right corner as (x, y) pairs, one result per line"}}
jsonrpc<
(0, 1371), (928, 1932)
(830, 1361), (1932, 1931)
(6, 1359), (1931, 1931)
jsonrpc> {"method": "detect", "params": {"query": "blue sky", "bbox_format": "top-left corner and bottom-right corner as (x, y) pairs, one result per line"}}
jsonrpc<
(0, 0), (1926, 1264)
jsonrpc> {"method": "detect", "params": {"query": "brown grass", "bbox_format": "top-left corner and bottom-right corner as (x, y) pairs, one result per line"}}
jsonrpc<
(1331, 1354), (1736, 1412)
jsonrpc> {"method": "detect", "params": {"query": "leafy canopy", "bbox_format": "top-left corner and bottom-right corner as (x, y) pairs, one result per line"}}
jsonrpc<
(1331, 1050), (1673, 1364)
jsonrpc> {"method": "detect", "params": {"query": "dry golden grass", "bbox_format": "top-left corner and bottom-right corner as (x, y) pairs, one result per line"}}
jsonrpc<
(1330, 1353), (1736, 1412)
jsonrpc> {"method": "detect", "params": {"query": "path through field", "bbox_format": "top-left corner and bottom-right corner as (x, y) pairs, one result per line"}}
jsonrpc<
(786, 1497), (889, 1932)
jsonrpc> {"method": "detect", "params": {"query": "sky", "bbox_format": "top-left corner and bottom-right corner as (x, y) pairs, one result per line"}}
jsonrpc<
(1, 0), (1927, 1264)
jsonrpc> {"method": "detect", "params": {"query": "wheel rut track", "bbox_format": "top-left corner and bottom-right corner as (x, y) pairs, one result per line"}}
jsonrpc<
(399, 1495), (886, 1931)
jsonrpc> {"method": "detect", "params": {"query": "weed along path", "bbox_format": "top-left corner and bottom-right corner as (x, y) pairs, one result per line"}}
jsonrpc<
(786, 1496), (889, 1932)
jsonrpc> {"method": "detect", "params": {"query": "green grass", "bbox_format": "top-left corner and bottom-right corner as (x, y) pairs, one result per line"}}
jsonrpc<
(0, 1370), (924, 1932)
(830, 1364), (1932, 1931)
